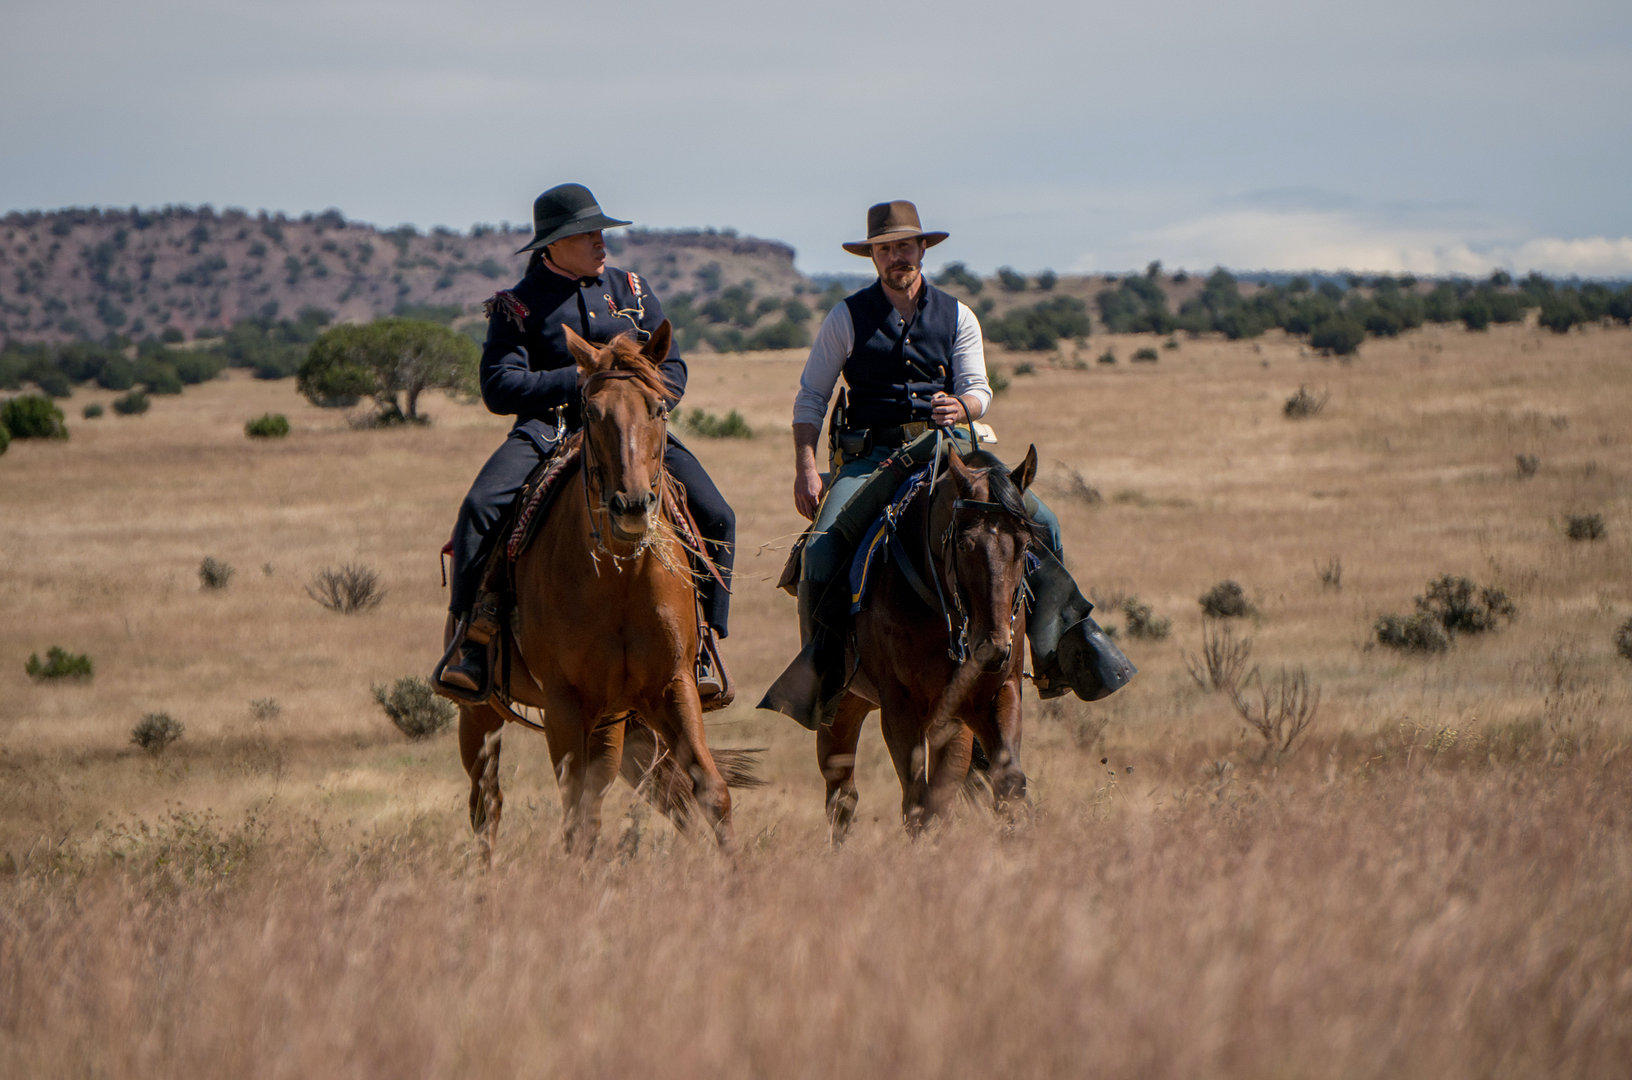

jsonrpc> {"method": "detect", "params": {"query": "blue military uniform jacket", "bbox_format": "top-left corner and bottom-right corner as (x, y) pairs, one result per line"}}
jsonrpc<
(481, 264), (686, 453)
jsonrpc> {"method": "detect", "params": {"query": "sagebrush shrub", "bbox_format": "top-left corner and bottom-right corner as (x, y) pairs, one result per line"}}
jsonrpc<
(1097, 350), (1117, 365)
(25, 646), (93, 680)
(0, 422), (8, 457)
(1121, 597), (1170, 641)
(1417, 575), (1516, 635)
(1131, 347), (1159, 363)
(131, 712), (185, 754)
(1199, 580), (1254, 619)
(198, 556), (234, 590)
(1616, 618), (1632, 663)
(1515, 453), (1540, 478)
(1566, 513), (1605, 541)
(1375, 613), (1451, 653)
(2, 394), (67, 439)
(83, 402), (105, 419)
(678, 408), (753, 439)
(374, 677), (455, 739)
(245, 413), (290, 438)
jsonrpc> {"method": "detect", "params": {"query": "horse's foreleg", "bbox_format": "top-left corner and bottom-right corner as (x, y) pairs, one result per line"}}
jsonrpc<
(924, 723), (975, 824)
(459, 703), (507, 862)
(879, 693), (931, 837)
(974, 677), (1029, 821)
(817, 693), (870, 845)
(570, 717), (625, 857)
(654, 679), (734, 851)
(540, 693), (598, 856)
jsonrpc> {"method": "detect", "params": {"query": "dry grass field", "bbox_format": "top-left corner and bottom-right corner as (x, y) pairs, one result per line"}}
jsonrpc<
(3, 321), (1630, 1077)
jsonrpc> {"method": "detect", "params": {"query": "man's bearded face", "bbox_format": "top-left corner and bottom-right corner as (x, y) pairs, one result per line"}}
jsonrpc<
(871, 238), (927, 293)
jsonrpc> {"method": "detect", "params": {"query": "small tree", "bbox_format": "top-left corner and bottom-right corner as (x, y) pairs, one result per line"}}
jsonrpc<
(2, 394), (67, 439)
(298, 318), (477, 422)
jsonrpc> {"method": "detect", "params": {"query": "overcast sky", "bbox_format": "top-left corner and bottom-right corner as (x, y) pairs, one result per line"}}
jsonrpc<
(4, 0), (1630, 278)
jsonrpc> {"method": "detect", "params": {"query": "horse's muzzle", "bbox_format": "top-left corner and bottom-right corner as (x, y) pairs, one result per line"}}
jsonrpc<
(607, 490), (657, 540)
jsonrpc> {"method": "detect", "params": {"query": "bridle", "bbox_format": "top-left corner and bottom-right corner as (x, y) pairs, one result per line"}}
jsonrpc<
(577, 367), (668, 559)
(890, 430), (1032, 664)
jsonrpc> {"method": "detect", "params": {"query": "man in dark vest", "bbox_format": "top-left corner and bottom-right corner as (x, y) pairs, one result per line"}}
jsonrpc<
(760, 200), (1133, 729)
(435, 183), (736, 706)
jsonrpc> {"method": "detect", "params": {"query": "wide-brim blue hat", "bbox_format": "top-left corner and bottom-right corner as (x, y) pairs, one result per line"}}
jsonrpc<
(515, 183), (632, 254)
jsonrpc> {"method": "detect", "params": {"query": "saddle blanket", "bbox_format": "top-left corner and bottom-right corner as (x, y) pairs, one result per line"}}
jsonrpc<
(848, 465), (933, 614)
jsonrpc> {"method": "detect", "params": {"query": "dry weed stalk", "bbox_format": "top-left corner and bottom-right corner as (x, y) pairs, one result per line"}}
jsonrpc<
(1184, 620), (1253, 692)
(1315, 556), (1343, 591)
(1229, 665), (1321, 757)
(306, 562), (385, 613)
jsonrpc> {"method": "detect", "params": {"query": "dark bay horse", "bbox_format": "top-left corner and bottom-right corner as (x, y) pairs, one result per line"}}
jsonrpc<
(456, 321), (743, 858)
(819, 441), (1043, 839)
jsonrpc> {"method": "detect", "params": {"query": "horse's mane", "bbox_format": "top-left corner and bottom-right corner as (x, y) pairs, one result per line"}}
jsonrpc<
(950, 449), (1050, 545)
(591, 332), (678, 404)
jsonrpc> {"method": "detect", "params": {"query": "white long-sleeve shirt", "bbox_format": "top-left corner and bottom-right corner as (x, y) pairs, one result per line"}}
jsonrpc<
(792, 295), (992, 428)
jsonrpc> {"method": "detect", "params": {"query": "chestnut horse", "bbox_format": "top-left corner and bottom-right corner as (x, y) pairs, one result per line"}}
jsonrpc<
(456, 321), (741, 858)
(819, 441), (1042, 839)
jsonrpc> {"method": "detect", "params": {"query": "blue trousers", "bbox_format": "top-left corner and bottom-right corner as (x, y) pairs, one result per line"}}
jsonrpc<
(802, 440), (1063, 584)
(450, 428), (736, 635)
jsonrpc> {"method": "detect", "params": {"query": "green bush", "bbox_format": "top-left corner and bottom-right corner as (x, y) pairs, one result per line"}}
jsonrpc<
(678, 408), (753, 439)
(996, 267), (1027, 292)
(199, 556), (234, 590)
(1309, 316), (1365, 356)
(1013, 361), (1036, 376)
(83, 402), (105, 419)
(25, 646), (93, 680)
(1200, 580), (1255, 619)
(1097, 350), (1117, 365)
(0, 423), (8, 456)
(986, 296), (1091, 351)
(2, 394), (68, 439)
(934, 262), (983, 295)
(1615, 618), (1632, 663)
(245, 413), (290, 438)
(131, 712), (185, 754)
(1034, 269), (1057, 290)
(374, 676), (455, 739)
(112, 390), (150, 415)
(1283, 385), (1329, 418)
(1132, 347), (1159, 363)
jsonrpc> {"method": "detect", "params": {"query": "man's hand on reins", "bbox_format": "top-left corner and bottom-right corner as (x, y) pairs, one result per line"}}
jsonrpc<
(930, 391), (977, 429)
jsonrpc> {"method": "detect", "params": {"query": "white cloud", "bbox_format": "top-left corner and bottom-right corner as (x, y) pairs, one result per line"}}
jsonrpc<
(1102, 209), (1632, 278)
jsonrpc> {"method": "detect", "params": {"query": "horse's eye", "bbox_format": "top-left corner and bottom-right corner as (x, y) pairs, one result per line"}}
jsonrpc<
(651, 401), (666, 421)
(583, 402), (604, 422)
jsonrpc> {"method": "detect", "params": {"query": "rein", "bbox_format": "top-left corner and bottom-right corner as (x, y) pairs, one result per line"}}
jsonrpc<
(894, 429), (1031, 663)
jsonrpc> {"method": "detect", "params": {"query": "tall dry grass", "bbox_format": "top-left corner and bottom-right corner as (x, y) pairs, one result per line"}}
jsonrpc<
(3, 320), (1631, 1076)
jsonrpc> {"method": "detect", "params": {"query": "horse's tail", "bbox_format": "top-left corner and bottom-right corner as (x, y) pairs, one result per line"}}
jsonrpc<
(619, 715), (766, 830)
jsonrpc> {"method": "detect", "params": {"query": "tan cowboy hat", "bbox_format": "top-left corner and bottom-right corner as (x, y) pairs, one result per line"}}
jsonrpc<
(842, 200), (950, 256)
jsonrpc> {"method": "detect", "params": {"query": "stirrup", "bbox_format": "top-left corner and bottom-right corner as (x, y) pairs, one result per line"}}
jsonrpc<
(695, 628), (735, 711)
(433, 615), (494, 704)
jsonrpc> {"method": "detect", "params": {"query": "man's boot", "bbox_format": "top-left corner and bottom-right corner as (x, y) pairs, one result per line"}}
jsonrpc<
(759, 578), (852, 730)
(433, 598), (500, 701)
(695, 626), (735, 711)
(1025, 548), (1136, 702)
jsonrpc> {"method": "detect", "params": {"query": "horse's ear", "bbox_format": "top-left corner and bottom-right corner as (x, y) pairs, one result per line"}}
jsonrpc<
(1011, 445), (1038, 493)
(642, 319), (672, 364)
(563, 324), (601, 376)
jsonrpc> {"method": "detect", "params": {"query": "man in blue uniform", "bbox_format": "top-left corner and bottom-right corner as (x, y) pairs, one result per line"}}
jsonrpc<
(761, 200), (1132, 728)
(436, 183), (735, 706)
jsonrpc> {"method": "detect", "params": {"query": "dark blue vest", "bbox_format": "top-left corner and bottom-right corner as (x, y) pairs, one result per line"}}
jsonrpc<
(841, 280), (959, 428)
